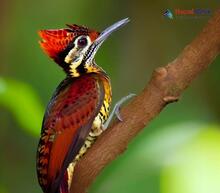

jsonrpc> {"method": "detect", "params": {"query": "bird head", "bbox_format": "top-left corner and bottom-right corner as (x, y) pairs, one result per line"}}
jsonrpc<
(39, 18), (129, 77)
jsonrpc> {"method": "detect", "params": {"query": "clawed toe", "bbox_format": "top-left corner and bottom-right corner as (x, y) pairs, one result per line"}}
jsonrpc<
(103, 93), (136, 130)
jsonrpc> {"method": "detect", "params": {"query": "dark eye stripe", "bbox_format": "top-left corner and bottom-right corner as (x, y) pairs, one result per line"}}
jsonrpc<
(57, 41), (75, 65)
(66, 41), (75, 50)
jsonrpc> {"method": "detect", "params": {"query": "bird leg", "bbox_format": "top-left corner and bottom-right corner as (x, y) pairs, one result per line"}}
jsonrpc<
(103, 93), (136, 130)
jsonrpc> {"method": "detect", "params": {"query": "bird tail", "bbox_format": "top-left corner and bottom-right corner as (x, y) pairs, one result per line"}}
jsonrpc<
(59, 171), (69, 193)
(57, 162), (76, 193)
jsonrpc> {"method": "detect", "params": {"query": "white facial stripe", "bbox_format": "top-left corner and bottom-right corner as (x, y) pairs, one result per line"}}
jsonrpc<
(65, 47), (78, 64)
(65, 36), (92, 64)
(65, 35), (92, 77)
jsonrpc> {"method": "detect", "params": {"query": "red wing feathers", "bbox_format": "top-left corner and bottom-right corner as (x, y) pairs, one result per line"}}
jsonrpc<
(37, 74), (104, 193)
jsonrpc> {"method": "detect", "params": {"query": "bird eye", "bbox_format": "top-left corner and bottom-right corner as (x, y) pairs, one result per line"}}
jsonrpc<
(77, 36), (88, 48)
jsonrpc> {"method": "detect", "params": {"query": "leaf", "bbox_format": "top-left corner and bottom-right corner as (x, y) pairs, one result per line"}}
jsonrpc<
(0, 77), (44, 137)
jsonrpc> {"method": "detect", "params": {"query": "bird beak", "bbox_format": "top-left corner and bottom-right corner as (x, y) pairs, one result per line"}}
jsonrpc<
(85, 18), (130, 63)
(95, 18), (130, 46)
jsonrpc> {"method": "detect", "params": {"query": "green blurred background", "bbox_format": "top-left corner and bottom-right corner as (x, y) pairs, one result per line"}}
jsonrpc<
(0, 1), (220, 193)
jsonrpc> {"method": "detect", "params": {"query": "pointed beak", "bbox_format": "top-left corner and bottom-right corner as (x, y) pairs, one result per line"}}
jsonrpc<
(95, 18), (130, 46)
(85, 18), (130, 62)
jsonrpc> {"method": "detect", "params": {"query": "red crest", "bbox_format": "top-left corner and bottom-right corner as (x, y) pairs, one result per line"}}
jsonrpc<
(39, 24), (100, 61)
(39, 29), (74, 59)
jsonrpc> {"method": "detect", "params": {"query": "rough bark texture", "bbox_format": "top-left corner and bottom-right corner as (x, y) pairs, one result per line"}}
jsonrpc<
(70, 10), (220, 193)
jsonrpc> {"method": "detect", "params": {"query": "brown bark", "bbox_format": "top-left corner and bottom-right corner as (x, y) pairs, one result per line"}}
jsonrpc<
(70, 10), (220, 193)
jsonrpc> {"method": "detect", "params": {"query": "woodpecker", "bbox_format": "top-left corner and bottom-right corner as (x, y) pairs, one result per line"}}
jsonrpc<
(36, 18), (132, 193)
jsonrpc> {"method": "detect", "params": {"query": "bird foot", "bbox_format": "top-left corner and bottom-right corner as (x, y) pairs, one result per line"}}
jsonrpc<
(103, 93), (136, 130)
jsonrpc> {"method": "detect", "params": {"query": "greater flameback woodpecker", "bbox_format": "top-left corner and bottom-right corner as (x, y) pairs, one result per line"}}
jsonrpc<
(36, 18), (131, 193)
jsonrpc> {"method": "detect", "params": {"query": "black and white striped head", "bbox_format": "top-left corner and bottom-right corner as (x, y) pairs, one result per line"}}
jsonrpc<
(39, 18), (130, 77)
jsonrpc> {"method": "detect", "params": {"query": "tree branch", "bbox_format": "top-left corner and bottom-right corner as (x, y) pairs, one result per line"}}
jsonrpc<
(70, 10), (220, 193)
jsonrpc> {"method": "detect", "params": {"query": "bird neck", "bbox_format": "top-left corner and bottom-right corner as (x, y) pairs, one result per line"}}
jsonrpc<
(68, 62), (108, 79)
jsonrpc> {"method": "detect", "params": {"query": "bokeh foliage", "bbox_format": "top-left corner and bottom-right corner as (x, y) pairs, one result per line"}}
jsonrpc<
(0, 78), (43, 136)
(0, 1), (220, 193)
